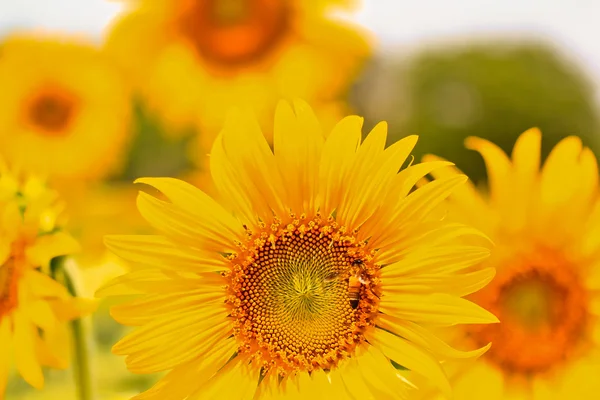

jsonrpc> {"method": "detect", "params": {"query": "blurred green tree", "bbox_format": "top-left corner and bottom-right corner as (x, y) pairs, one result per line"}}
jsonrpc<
(352, 40), (600, 183)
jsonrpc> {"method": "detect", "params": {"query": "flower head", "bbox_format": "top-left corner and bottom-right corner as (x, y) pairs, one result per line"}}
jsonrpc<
(0, 161), (95, 394)
(423, 128), (600, 398)
(104, 0), (370, 140)
(0, 33), (132, 180)
(101, 100), (497, 399)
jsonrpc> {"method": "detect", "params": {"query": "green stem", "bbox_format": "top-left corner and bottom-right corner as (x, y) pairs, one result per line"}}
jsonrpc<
(70, 315), (93, 400)
(52, 257), (94, 400)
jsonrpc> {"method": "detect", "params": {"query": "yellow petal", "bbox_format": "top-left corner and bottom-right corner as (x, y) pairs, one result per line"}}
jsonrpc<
(50, 297), (98, 321)
(25, 269), (69, 299)
(0, 317), (12, 395)
(379, 293), (499, 327)
(105, 235), (228, 273)
(34, 330), (67, 369)
(392, 160), (455, 201)
(273, 100), (324, 215)
(95, 269), (188, 298)
(114, 311), (231, 373)
(507, 128), (541, 231)
(465, 136), (511, 207)
(377, 315), (491, 360)
(190, 357), (259, 399)
(210, 133), (258, 227)
(376, 222), (492, 266)
(25, 231), (80, 269)
(539, 136), (583, 208)
(370, 328), (452, 398)
(134, 177), (244, 240)
(310, 370), (348, 400)
(356, 346), (411, 398)
(111, 288), (227, 326)
(133, 338), (237, 400)
(422, 154), (494, 232)
(383, 267), (496, 297)
(220, 108), (287, 220)
(338, 358), (379, 399)
(26, 299), (57, 332)
(136, 191), (235, 253)
(341, 134), (418, 229)
(381, 245), (491, 277)
(40, 322), (70, 370)
(372, 175), (468, 249)
(317, 115), (362, 217)
(14, 311), (44, 389)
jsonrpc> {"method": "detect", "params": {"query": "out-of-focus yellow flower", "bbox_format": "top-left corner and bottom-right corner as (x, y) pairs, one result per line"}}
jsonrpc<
(423, 128), (600, 399)
(0, 34), (132, 181)
(104, 0), (370, 143)
(0, 161), (96, 395)
(99, 100), (497, 399)
(53, 182), (148, 271)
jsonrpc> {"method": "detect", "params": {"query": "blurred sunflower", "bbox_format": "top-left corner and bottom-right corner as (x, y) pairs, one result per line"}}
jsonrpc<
(105, 0), (370, 142)
(56, 182), (149, 271)
(0, 34), (132, 181)
(423, 129), (600, 398)
(0, 161), (96, 395)
(99, 100), (497, 399)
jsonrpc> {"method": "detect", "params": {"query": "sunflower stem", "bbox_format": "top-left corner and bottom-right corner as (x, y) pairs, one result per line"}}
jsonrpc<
(52, 256), (94, 400)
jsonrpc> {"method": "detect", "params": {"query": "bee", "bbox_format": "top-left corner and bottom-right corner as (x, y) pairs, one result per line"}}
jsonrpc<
(323, 259), (369, 310)
(347, 259), (368, 309)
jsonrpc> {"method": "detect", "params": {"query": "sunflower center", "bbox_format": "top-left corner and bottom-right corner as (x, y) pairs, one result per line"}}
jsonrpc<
(178, 0), (290, 67)
(228, 214), (380, 375)
(26, 88), (77, 136)
(469, 261), (588, 375)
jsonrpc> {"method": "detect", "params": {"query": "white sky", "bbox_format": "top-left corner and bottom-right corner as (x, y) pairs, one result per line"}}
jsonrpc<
(1, 0), (599, 84)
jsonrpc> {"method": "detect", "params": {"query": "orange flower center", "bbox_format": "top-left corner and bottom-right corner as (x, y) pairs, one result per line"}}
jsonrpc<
(178, 0), (290, 67)
(26, 87), (78, 136)
(0, 243), (25, 317)
(227, 213), (380, 376)
(469, 259), (588, 375)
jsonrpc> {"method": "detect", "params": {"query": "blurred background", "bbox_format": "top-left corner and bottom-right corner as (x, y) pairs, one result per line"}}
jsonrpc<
(1, 0), (599, 399)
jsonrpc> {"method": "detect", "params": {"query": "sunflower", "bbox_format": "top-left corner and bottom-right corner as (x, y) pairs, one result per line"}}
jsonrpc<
(0, 33), (132, 181)
(421, 128), (600, 399)
(0, 161), (96, 395)
(99, 100), (497, 399)
(104, 0), (370, 142)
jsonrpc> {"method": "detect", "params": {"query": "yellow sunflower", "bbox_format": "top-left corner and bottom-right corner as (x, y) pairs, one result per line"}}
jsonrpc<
(421, 128), (600, 398)
(0, 33), (132, 180)
(104, 0), (370, 141)
(99, 100), (497, 399)
(0, 161), (96, 395)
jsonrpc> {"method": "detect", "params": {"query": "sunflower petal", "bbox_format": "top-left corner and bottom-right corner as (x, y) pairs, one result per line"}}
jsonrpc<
(14, 312), (44, 389)
(105, 235), (228, 273)
(317, 115), (362, 216)
(465, 136), (511, 206)
(380, 293), (499, 326)
(381, 245), (491, 277)
(370, 328), (452, 397)
(135, 177), (244, 239)
(378, 315), (491, 361)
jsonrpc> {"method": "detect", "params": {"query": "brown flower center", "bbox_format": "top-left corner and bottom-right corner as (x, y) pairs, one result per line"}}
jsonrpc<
(227, 213), (380, 376)
(178, 0), (290, 67)
(469, 258), (588, 375)
(26, 87), (77, 136)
